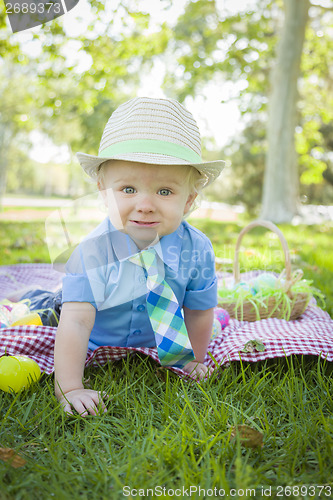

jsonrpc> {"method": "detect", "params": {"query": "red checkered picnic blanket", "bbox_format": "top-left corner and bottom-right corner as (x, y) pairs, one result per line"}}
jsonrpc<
(1, 265), (333, 378)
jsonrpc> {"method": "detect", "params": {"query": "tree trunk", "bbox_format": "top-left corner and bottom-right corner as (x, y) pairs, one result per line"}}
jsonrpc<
(260, 0), (310, 222)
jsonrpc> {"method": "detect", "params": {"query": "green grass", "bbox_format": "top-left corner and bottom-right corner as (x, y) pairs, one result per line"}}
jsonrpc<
(0, 222), (50, 264)
(1, 357), (333, 499)
(1, 216), (333, 497)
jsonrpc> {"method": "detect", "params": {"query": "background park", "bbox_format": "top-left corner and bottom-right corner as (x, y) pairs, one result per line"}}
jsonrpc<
(1, 0), (333, 497)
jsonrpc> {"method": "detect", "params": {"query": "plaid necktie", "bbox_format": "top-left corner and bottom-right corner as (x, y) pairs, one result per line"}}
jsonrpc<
(130, 248), (195, 368)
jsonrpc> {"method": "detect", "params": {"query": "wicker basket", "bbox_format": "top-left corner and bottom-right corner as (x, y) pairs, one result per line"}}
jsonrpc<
(217, 220), (311, 321)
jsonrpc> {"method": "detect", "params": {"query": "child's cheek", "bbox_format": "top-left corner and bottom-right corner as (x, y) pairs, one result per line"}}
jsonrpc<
(106, 194), (126, 230)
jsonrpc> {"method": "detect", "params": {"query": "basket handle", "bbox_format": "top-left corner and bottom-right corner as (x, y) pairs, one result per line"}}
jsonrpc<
(234, 220), (292, 286)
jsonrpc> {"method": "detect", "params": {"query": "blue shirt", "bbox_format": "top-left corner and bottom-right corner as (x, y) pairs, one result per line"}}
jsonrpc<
(62, 218), (217, 350)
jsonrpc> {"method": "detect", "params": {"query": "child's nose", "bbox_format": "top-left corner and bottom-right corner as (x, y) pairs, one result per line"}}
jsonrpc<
(136, 194), (155, 212)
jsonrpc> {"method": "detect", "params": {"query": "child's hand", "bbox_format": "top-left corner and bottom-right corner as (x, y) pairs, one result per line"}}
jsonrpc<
(183, 361), (213, 381)
(58, 388), (109, 417)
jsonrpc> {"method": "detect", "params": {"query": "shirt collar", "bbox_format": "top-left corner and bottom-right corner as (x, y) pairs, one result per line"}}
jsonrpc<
(106, 219), (139, 261)
(157, 224), (184, 272)
(106, 218), (183, 272)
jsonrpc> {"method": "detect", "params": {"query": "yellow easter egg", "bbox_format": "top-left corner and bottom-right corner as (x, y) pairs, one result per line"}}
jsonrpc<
(15, 356), (41, 382)
(11, 312), (43, 327)
(0, 355), (41, 393)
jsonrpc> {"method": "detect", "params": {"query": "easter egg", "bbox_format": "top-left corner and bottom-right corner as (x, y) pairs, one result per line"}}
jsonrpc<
(252, 273), (277, 293)
(11, 312), (43, 327)
(11, 309), (59, 327)
(233, 281), (251, 292)
(215, 308), (230, 328)
(211, 318), (222, 340)
(10, 302), (31, 324)
(0, 355), (41, 393)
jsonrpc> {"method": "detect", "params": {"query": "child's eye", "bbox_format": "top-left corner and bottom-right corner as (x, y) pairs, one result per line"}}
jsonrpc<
(158, 189), (172, 196)
(122, 187), (136, 194)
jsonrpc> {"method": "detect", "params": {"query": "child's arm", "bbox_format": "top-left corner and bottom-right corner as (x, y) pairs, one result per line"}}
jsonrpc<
(183, 306), (214, 380)
(54, 302), (106, 416)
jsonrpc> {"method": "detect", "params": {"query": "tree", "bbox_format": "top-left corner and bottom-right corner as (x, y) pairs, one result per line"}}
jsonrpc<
(260, 0), (310, 222)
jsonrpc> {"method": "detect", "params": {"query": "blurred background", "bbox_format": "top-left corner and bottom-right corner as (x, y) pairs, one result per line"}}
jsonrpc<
(0, 0), (332, 223)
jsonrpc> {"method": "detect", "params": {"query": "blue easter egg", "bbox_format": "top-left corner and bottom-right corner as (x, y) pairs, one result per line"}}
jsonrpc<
(233, 281), (250, 291)
(215, 308), (230, 328)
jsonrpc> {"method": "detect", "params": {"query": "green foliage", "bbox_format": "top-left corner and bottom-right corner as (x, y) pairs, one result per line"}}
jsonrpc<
(0, 1), (171, 198)
(165, 0), (333, 210)
(165, 0), (278, 108)
(297, 10), (333, 191)
(1, 0), (333, 208)
(33, 4), (171, 155)
(0, 9), (21, 60)
(219, 120), (267, 215)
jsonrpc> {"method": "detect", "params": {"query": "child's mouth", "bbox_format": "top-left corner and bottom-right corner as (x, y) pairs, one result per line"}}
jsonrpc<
(131, 220), (159, 227)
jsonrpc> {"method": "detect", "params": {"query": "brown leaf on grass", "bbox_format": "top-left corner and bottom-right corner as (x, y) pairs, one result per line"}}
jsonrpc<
(155, 367), (167, 382)
(0, 447), (26, 468)
(230, 425), (264, 449)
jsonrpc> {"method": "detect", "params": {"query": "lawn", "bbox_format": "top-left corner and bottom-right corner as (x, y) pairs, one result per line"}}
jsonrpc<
(1, 215), (333, 498)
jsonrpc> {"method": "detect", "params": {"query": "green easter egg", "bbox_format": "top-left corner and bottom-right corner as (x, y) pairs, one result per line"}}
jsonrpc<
(253, 273), (277, 293)
(0, 355), (41, 393)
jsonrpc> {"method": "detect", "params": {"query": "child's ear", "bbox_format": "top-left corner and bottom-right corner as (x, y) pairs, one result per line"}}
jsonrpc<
(184, 192), (198, 215)
(97, 177), (104, 192)
(97, 178), (107, 204)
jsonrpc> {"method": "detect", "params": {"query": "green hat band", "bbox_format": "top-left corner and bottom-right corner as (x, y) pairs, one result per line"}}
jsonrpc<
(99, 139), (202, 164)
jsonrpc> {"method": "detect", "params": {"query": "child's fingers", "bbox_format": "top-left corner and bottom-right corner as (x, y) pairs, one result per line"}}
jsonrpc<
(59, 389), (108, 417)
(192, 363), (214, 382)
(195, 367), (208, 381)
(61, 400), (74, 416)
(77, 392), (107, 416)
(59, 396), (91, 417)
(202, 366), (214, 381)
(182, 361), (212, 381)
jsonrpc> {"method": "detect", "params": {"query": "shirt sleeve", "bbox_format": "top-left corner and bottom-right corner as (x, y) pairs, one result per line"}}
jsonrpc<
(62, 274), (97, 307)
(182, 238), (218, 311)
(61, 238), (107, 308)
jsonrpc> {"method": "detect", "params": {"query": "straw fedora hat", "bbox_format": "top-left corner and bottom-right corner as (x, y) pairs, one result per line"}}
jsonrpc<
(76, 97), (225, 186)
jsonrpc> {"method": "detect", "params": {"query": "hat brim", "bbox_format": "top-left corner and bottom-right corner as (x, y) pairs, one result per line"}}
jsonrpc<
(76, 152), (225, 187)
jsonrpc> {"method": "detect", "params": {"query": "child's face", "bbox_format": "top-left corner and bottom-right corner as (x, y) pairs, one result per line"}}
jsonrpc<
(98, 160), (197, 249)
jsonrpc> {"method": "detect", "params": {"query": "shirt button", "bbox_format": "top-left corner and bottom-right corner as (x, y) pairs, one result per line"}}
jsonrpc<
(139, 275), (146, 284)
(137, 304), (145, 312)
(133, 329), (141, 335)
